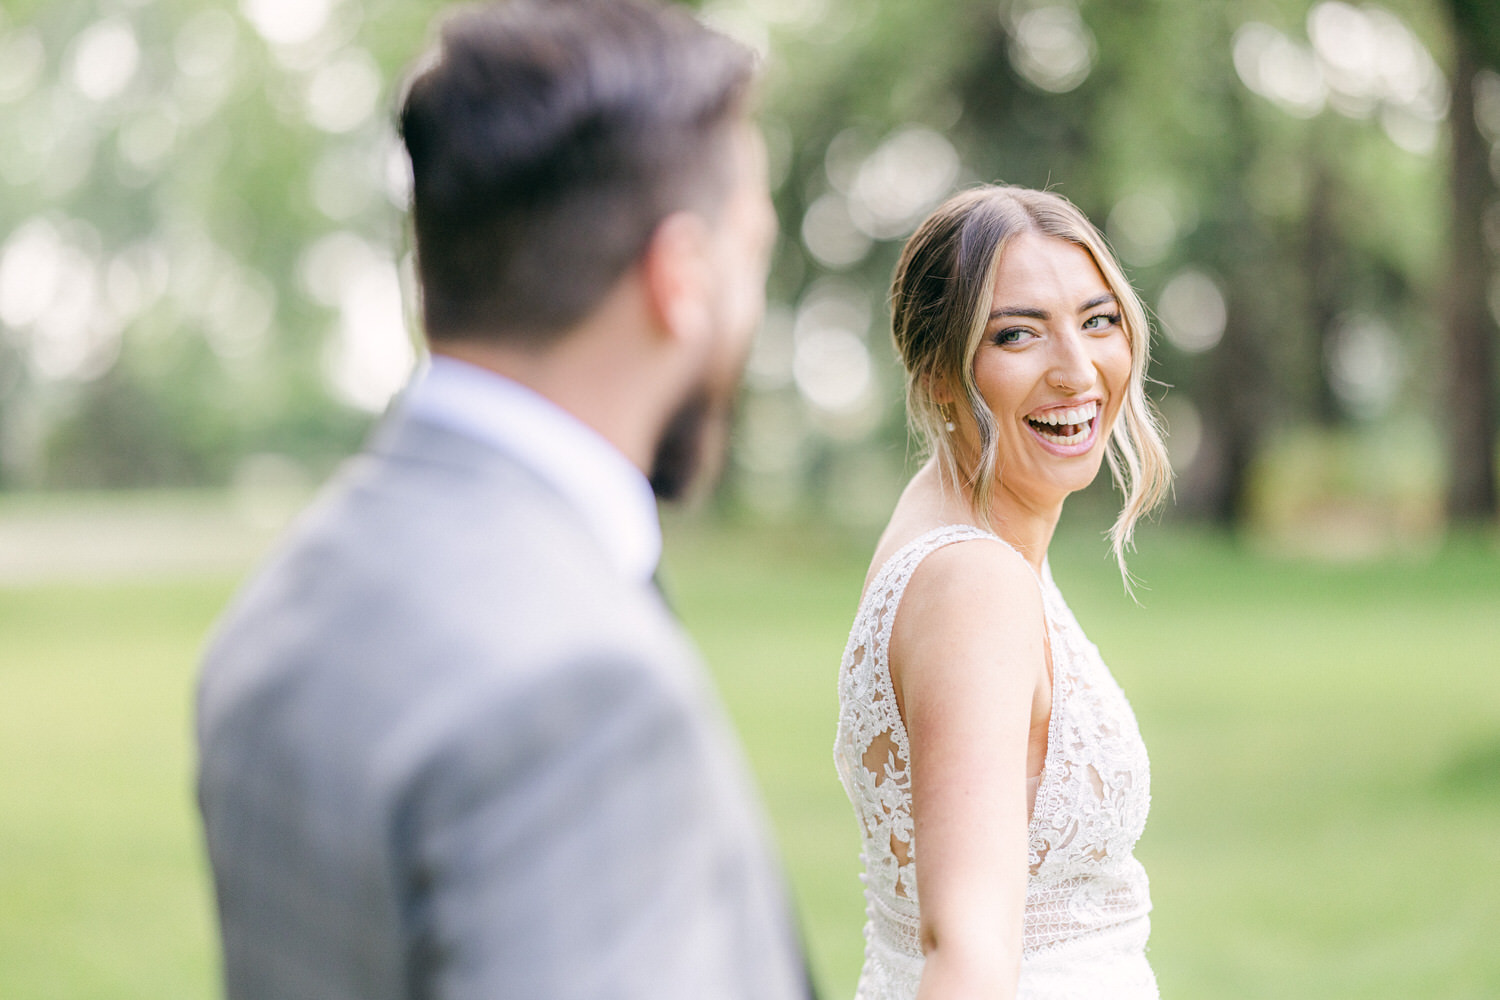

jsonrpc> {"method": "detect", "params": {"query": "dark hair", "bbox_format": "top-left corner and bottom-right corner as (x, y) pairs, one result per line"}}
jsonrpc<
(398, 0), (756, 343)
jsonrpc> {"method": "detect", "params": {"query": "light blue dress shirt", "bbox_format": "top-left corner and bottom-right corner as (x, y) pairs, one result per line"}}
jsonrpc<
(400, 354), (663, 585)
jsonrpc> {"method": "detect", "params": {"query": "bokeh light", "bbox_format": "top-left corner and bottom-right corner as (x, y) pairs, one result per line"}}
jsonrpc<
(1157, 270), (1228, 354)
(1325, 312), (1403, 418)
(846, 126), (959, 240)
(1004, 1), (1096, 94)
(1234, 4), (1446, 150)
(69, 17), (140, 103)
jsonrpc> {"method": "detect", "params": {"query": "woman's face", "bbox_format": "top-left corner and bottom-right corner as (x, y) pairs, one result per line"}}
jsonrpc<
(960, 230), (1133, 514)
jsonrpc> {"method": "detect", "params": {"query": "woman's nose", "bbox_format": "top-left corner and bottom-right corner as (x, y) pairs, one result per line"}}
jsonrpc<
(1046, 331), (1094, 393)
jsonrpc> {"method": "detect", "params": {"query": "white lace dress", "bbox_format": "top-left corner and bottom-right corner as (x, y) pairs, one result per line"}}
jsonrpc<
(834, 525), (1157, 999)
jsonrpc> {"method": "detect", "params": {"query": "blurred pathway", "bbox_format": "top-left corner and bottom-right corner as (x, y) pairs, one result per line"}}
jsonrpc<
(0, 489), (305, 584)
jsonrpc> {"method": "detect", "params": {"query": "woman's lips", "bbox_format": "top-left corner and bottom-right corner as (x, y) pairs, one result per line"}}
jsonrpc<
(1024, 399), (1101, 455)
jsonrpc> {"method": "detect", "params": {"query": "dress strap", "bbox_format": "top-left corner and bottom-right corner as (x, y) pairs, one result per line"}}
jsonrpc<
(876, 524), (1038, 587)
(867, 523), (1045, 607)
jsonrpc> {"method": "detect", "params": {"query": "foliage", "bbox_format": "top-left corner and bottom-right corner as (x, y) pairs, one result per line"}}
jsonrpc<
(0, 0), (444, 487)
(738, 0), (1470, 524)
(0, 0), (1494, 524)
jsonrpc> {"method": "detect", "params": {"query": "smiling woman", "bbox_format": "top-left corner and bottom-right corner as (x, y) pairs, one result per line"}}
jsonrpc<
(893, 186), (1170, 582)
(970, 232), (1133, 503)
(833, 185), (1173, 1000)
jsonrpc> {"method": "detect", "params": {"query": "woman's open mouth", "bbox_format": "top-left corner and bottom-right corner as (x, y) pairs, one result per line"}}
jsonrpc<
(1024, 400), (1100, 452)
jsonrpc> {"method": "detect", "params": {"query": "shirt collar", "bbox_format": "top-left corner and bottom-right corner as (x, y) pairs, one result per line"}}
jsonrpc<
(400, 355), (662, 585)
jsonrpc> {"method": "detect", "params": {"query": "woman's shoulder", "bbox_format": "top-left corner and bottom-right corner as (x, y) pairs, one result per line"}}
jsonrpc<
(883, 523), (1048, 704)
(866, 520), (989, 574)
(863, 517), (1037, 620)
(906, 526), (1039, 606)
(867, 468), (1044, 624)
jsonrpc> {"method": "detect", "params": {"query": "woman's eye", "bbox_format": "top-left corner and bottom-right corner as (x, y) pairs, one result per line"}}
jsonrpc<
(1083, 312), (1121, 331)
(994, 327), (1030, 345)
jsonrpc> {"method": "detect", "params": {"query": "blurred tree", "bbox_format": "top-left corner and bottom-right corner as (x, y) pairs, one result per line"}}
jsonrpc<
(0, 0), (442, 489)
(1440, 0), (1500, 520)
(0, 0), (1488, 534)
(747, 0), (1454, 527)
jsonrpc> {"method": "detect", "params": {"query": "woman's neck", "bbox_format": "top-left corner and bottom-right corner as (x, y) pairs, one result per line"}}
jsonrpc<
(912, 460), (1063, 571)
(982, 482), (1063, 571)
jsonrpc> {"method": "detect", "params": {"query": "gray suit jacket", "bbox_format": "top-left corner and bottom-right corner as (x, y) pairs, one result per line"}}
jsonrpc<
(198, 411), (808, 999)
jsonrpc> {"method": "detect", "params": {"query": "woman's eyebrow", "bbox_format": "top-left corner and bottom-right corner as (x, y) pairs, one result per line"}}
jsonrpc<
(989, 292), (1116, 321)
(990, 305), (1049, 320)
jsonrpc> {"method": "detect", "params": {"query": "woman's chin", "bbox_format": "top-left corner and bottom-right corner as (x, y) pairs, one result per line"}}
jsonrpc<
(1025, 449), (1109, 500)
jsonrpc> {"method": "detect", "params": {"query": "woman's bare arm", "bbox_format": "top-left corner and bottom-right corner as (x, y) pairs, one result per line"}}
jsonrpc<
(889, 539), (1048, 1000)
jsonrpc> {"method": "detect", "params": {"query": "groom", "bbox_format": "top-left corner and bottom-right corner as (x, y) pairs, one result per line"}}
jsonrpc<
(196, 1), (812, 997)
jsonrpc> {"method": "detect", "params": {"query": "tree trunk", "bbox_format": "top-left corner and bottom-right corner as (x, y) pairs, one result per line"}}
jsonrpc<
(1443, 34), (1499, 521)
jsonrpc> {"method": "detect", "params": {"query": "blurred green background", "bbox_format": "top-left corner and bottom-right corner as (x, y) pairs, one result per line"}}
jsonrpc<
(2, 0), (1499, 996)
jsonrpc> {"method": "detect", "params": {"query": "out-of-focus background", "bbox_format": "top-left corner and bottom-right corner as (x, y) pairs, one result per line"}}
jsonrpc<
(1, 0), (1497, 997)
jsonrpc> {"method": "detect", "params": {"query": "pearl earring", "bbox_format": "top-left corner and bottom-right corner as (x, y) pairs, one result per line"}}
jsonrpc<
(943, 406), (956, 433)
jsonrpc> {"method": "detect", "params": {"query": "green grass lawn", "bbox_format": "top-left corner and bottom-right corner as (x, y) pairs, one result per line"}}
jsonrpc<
(0, 578), (229, 999)
(2, 512), (1497, 998)
(664, 520), (1500, 998)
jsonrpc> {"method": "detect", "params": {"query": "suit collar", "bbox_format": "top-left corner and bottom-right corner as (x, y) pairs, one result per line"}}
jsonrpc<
(388, 356), (662, 586)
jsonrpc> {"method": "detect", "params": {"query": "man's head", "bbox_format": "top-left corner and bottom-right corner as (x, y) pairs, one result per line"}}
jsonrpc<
(399, 0), (758, 344)
(398, 0), (775, 500)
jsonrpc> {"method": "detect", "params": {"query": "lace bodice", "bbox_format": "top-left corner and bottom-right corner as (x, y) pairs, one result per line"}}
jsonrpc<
(833, 525), (1157, 1000)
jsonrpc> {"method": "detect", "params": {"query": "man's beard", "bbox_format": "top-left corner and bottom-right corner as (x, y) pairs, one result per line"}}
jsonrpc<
(649, 385), (731, 502)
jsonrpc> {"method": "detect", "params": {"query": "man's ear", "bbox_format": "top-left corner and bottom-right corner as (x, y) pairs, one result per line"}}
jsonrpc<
(640, 211), (714, 347)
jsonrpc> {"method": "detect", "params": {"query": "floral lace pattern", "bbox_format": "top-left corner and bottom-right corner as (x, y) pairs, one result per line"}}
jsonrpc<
(833, 525), (1157, 1000)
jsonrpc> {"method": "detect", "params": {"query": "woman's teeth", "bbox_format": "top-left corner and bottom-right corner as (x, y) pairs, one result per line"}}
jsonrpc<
(1026, 401), (1098, 445)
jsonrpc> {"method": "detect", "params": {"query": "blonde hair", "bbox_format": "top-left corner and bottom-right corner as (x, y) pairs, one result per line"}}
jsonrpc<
(889, 185), (1172, 584)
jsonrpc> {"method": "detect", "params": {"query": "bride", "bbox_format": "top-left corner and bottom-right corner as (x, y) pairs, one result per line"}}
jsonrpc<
(834, 185), (1173, 999)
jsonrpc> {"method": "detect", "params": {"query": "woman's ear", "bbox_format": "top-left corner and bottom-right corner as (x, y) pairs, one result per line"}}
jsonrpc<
(640, 211), (714, 347)
(927, 374), (956, 406)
